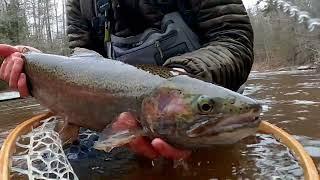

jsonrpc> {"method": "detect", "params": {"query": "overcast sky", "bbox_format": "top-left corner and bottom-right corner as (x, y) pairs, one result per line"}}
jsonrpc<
(243, 0), (259, 8)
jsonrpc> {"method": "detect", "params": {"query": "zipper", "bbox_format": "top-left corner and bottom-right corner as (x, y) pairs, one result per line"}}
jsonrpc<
(155, 41), (164, 59)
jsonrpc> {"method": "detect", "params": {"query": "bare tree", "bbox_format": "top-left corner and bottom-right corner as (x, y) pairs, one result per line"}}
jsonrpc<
(44, 0), (52, 44)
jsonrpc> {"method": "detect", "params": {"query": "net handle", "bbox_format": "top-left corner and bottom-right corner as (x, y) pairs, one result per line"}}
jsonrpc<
(258, 121), (319, 180)
(0, 112), (52, 180)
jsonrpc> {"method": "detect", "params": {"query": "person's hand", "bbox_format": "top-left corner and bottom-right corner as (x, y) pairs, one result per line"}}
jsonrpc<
(0, 44), (40, 97)
(113, 112), (191, 160)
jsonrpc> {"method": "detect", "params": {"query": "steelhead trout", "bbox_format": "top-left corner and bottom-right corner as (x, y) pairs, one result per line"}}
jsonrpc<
(4, 50), (262, 150)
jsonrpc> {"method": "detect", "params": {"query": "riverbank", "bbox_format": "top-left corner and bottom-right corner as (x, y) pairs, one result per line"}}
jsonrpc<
(252, 62), (319, 72)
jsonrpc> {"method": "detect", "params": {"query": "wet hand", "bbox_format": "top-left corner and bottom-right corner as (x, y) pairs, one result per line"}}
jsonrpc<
(0, 44), (40, 97)
(113, 112), (191, 160)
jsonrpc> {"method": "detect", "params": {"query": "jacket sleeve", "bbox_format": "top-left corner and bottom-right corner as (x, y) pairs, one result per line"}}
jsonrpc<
(163, 0), (254, 91)
(66, 0), (105, 55)
(66, 0), (91, 48)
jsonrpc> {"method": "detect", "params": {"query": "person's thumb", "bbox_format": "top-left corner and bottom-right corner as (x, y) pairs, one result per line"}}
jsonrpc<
(0, 44), (18, 58)
(15, 45), (41, 53)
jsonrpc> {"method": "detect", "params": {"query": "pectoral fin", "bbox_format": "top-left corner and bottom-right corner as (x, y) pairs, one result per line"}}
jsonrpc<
(93, 126), (145, 152)
(56, 121), (80, 145)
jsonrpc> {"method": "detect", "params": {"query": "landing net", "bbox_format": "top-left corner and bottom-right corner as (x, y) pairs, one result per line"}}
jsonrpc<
(263, 0), (320, 32)
(1, 113), (318, 179)
(9, 116), (78, 180)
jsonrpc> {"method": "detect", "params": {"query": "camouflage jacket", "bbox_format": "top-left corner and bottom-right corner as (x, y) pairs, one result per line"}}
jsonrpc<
(66, 0), (254, 91)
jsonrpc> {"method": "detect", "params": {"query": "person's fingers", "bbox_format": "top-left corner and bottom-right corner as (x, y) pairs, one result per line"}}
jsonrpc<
(113, 113), (159, 159)
(3, 57), (14, 81)
(112, 112), (139, 131)
(0, 57), (8, 80)
(0, 44), (18, 57)
(9, 56), (24, 89)
(128, 137), (159, 159)
(112, 113), (189, 160)
(151, 138), (191, 160)
(17, 73), (29, 97)
(3, 52), (21, 82)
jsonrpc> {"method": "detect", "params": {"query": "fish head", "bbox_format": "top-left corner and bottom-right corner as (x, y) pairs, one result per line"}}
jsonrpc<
(141, 75), (262, 149)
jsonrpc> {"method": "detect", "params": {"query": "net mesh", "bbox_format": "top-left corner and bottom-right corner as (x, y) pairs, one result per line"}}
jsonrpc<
(269, 0), (320, 31)
(11, 116), (78, 180)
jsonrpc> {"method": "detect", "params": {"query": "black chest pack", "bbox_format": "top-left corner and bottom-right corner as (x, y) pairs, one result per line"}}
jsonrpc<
(83, 0), (200, 65)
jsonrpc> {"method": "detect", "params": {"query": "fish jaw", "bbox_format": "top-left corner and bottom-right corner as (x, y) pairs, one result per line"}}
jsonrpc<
(180, 111), (262, 147)
(186, 105), (262, 138)
(173, 127), (259, 148)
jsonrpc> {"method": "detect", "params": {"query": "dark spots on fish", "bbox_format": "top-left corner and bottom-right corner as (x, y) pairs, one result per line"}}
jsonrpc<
(229, 109), (233, 112)
(135, 64), (175, 79)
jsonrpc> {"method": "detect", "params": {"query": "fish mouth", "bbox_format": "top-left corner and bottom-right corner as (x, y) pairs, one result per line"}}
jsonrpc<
(186, 112), (261, 138)
(208, 113), (261, 135)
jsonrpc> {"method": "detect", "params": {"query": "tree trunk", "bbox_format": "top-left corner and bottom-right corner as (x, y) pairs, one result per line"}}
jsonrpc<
(44, 0), (52, 45)
(31, 0), (38, 40)
(54, 0), (58, 37)
(37, 0), (42, 40)
(62, 0), (66, 37)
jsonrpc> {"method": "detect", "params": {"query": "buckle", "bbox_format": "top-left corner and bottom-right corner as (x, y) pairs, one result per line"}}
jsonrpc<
(96, 0), (110, 13)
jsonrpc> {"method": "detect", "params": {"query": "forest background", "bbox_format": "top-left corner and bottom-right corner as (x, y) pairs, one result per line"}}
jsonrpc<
(1, 0), (320, 71)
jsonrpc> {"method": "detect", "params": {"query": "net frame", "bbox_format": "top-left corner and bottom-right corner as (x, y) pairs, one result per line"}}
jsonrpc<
(0, 113), (318, 179)
(258, 121), (319, 179)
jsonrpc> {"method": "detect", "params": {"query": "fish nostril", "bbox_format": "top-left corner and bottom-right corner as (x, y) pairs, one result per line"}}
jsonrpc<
(253, 108), (260, 113)
(250, 104), (262, 114)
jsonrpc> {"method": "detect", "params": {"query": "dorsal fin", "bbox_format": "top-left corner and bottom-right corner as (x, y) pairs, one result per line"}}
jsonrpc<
(135, 64), (192, 79)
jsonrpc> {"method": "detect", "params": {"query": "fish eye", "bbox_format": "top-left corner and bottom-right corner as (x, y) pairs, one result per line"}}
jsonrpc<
(197, 96), (214, 113)
(201, 103), (212, 112)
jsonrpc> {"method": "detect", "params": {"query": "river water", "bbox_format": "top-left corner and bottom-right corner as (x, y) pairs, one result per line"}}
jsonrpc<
(0, 69), (319, 179)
